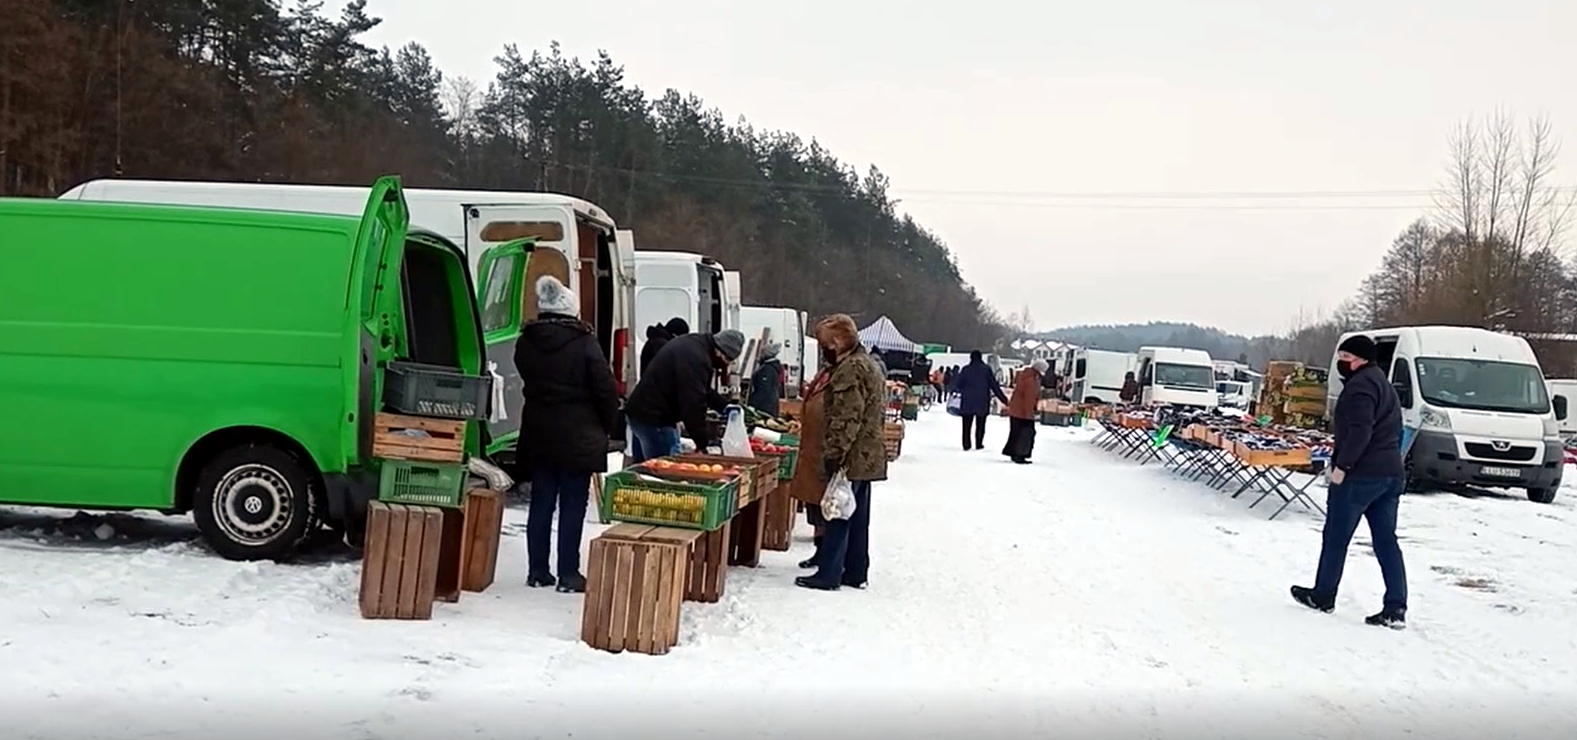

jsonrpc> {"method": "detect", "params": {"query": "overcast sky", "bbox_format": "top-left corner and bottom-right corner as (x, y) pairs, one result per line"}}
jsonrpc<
(339, 0), (1577, 337)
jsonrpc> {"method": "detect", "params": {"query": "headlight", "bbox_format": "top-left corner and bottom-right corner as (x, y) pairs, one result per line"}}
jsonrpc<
(1420, 406), (1452, 431)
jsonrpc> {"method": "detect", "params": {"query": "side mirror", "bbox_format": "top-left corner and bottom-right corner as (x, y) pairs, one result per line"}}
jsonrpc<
(1555, 394), (1568, 421)
(1394, 383), (1414, 409)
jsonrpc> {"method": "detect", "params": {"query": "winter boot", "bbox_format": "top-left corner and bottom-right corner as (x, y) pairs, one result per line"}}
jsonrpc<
(1011, 457), (1030, 465)
(1290, 585), (1335, 613)
(556, 574), (587, 594)
(527, 573), (557, 588)
(798, 558), (819, 569)
(1364, 609), (1406, 629)
(794, 576), (840, 591)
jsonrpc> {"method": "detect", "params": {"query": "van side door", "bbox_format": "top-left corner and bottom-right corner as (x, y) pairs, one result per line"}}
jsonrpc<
(475, 238), (534, 455)
(343, 176), (410, 465)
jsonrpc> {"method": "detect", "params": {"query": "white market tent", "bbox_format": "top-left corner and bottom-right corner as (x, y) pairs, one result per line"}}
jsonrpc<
(858, 316), (923, 354)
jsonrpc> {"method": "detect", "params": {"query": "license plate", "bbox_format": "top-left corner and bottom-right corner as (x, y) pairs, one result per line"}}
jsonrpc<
(1480, 466), (1522, 478)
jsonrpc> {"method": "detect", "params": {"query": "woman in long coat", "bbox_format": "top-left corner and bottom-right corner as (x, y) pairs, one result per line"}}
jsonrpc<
(1003, 359), (1047, 464)
(788, 347), (834, 569)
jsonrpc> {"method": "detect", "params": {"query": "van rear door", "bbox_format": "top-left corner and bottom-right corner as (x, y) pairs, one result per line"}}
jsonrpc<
(343, 176), (410, 464)
(475, 239), (534, 455)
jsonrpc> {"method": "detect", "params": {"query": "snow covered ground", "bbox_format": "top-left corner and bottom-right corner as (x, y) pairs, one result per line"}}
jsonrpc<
(3, 412), (1577, 739)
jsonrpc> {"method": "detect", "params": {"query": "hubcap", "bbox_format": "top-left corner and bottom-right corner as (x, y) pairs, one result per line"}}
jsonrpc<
(211, 464), (293, 545)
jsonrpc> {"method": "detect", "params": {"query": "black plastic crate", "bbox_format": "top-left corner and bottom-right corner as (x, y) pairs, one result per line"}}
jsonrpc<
(383, 361), (491, 420)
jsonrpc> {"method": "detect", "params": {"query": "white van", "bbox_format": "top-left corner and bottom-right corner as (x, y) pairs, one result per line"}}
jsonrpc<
(1216, 380), (1253, 409)
(722, 271), (743, 333)
(59, 179), (638, 451)
(632, 251), (728, 361)
(1330, 326), (1567, 502)
(741, 306), (808, 396)
(1137, 347), (1217, 409)
(1548, 379), (1577, 440)
(1069, 349), (1138, 404)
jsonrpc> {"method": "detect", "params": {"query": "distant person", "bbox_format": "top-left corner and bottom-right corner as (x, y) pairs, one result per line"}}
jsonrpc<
(870, 349), (889, 382)
(954, 351), (1008, 450)
(624, 328), (746, 461)
(1119, 371), (1140, 404)
(1291, 334), (1407, 629)
(747, 340), (784, 417)
(639, 317), (689, 376)
(513, 277), (620, 593)
(1002, 359), (1048, 464)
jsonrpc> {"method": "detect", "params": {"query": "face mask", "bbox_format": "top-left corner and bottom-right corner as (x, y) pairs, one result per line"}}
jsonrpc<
(1338, 360), (1358, 380)
(820, 345), (836, 364)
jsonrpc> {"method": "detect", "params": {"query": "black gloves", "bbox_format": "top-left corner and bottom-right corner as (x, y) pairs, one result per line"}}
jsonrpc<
(822, 457), (842, 481)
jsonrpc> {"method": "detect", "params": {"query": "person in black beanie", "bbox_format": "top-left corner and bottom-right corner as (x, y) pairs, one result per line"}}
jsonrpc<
(1291, 334), (1408, 628)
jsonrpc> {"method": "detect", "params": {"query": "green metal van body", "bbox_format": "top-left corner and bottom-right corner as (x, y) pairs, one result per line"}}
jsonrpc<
(0, 177), (524, 558)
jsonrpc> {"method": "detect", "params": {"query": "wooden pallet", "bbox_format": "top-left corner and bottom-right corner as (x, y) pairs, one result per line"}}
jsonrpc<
(581, 524), (701, 655)
(372, 412), (467, 463)
(728, 497), (768, 567)
(459, 488), (505, 593)
(761, 487), (796, 551)
(684, 521), (731, 603)
(359, 502), (444, 620)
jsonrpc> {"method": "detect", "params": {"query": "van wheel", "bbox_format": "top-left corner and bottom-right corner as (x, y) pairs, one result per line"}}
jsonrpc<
(1528, 487), (1557, 504)
(191, 445), (320, 561)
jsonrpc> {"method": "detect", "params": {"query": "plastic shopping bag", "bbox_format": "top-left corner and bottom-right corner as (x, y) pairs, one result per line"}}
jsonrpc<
(487, 361), (508, 424)
(721, 404), (755, 458)
(945, 395), (962, 416)
(821, 470), (857, 521)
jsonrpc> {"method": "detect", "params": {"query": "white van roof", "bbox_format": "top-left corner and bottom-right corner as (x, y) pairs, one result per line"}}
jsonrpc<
(635, 250), (721, 266)
(1348, 326), (1537, 363)
(61, 179), (613, 225)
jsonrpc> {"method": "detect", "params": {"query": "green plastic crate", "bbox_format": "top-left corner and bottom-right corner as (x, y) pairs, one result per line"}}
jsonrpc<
(378, 459), (466, 508)
(759, 447), (799, 480)
(601, 470), (737, 530)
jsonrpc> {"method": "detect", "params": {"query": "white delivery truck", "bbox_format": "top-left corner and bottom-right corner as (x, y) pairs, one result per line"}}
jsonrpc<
(740, 306), (809, 397)
(1069, 349), (1138, 404)
(632, 251), (728, 361)
(1137, 347), (1217, 409)
(58, 179), (638, 453)
(1330, 326), (1568, 502)
(1548, 378), (1577, 440)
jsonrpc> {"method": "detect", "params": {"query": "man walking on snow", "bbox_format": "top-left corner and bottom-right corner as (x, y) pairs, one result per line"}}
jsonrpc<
(1291, 334), (1408, 629)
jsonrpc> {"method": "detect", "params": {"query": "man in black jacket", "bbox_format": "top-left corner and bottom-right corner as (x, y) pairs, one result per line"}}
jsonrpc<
(1291, 334), (1408, 628)
(624, 329), (746, 461)
(639, 317), (689, 376)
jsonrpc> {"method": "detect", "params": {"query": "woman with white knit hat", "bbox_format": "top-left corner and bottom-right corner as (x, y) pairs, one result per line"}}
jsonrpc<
(513, 276), (620, 593)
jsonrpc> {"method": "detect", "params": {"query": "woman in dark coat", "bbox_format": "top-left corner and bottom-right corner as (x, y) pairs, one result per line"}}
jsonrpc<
(747, 340), (784, 417)
(954, 351), (1008, 451)
(514, 276), (620, 593)
(1003, 359), (1047, 464)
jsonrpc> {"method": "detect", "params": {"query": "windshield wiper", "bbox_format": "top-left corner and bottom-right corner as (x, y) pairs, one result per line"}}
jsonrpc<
(1423, 397), (1543, 415)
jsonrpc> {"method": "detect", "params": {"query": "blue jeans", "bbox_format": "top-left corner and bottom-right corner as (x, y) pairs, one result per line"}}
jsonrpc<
(1313, 475), (1408, 611)
(813, 481), (872, 585)
(627, 422), (680, 463)
(526, 465), (592, 578)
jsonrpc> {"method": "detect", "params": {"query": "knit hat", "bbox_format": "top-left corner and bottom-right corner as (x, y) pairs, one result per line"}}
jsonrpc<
(759, 340), (782, 360)
(536, 276), (578, 317)
(664, 317), (690, 336)
(1337, 334), (1377, 362)
(713, 329), (746, 361)
(1032, 358), (1049, 374)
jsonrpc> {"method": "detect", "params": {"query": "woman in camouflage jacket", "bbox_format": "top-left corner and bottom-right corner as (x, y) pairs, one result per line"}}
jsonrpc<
(796, 313), (887, 591)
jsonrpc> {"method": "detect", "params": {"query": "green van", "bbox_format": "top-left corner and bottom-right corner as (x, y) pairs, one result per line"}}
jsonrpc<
(0, 177), (530, 560)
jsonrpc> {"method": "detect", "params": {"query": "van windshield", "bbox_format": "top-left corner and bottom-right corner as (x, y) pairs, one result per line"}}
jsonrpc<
(1155, 362), (1214, 390)
(1417, 357), (1550, 414)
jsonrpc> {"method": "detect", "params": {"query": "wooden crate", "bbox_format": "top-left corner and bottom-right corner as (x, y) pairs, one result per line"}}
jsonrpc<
(728, 497), (768, 567)
(761, 487), (796, 551)
(371, 413), (466, 463)
(359, 502), (444, 620)
(684, 521), (731, 603)
(581, 524), (701, 655)
(459, 488), (505, 593)
(780, 399), (804, 420)
(672, 453), (779, 506)
(1233, 441), (1313, 468)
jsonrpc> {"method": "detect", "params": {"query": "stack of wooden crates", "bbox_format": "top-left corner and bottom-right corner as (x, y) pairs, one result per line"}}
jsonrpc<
(1257, 361), (1329, 429)
(358, 412), (505, 620)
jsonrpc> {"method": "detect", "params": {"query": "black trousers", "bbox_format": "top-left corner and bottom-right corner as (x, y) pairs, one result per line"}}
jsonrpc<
(961, 414), (988, 449)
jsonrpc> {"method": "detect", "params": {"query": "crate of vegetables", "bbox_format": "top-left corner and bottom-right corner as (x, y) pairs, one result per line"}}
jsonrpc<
(599, 469), (738, 531)
(673, 453), (779, 506)
(749, 437), (799, 479)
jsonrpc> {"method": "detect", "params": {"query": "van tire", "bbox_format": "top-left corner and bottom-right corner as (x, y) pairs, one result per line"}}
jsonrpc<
(1528, 487), (1557, 504)
(191, 444), (320, 561)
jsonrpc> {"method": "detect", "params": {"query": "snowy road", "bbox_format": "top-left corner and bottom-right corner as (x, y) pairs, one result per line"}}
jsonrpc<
(3, 412), (1576, 739)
